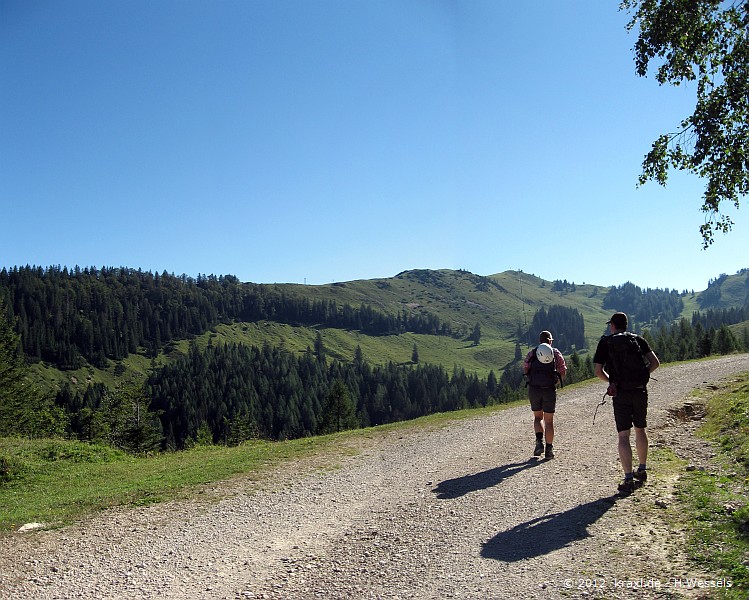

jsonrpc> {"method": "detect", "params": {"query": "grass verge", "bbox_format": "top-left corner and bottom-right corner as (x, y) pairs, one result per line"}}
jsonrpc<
(0, 435), (324, 531)
(0, 400), (522, 533)
(669, 372), (749, 597)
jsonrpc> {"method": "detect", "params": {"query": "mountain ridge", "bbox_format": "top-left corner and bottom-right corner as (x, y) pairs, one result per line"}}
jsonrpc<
(3, 263), (748, 447)
(4, 265), (746, 396)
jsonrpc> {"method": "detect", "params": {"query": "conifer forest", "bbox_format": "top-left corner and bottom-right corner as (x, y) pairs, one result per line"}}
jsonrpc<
(1, 265), (747, 454)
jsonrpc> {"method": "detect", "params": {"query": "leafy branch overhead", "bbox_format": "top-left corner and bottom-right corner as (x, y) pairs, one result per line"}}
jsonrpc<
(621, 0), (749, 246)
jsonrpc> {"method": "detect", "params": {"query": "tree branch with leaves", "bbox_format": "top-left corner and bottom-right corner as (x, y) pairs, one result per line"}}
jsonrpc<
(621, 0), (749, 246)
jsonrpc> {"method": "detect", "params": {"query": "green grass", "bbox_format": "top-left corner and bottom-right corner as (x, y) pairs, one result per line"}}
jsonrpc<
(700, 377), (749, 472)
(207, 322), (519, 378)
(668, 372), (749, 597)
(0, 433), (367, 531)
(0, 400), (522, 533)
(679, 468), (749, 594)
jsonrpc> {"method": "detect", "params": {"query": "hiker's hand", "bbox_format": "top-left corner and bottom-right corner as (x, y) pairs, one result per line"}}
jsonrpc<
(606, 383), (617, 397)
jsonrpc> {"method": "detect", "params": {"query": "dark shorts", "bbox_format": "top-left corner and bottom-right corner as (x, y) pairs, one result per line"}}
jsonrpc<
(612, 387), (648, 432)
(529, 385), (557, 414)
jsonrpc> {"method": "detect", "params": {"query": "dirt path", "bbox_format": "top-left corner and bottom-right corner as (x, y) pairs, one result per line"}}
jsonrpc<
(2, 355), (748, 599)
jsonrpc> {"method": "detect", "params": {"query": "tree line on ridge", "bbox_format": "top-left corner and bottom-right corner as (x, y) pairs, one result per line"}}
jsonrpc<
(0, 266), (452, 371)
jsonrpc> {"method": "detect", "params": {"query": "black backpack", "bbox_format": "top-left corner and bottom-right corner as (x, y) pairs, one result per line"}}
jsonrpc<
(605, 332), (650, 390)
(527, 347), (558, 388)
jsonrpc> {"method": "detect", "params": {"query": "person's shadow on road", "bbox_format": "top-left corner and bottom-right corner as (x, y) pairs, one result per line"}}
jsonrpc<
(432, 458), (545, 499)
(481, 496), (617, 562)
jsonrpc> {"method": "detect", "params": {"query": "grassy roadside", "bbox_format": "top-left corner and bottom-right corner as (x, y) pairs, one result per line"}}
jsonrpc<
(0, 400), (524, 533)
(659, 372), (749, 597)
(0, 435), (324, 531)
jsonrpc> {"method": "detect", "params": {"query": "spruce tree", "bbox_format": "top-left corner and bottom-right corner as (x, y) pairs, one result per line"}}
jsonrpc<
(100, 382), (163, 453)
(0, 298), (66, 437)
(319, 379), (358, 434)
(471, 322), (481, 346)
(0, 298), (26, 435)
(314, 330), (326, 360)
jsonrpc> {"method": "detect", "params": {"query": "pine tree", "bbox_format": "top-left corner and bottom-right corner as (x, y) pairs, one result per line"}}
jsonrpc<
(470, 322), (481, 346)
(0, 298), (27, 435)
(100, 382), (163, 453)
(715, 324), (738, 355)
(314, 330), (326, 361)
(0, 297), (66, 437)
(318, 379), (358, 434)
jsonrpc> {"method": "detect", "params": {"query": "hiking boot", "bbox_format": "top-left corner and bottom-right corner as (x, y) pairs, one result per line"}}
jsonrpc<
(617, 478), (635, 495)
(544, 444), (554, 460)
(633, 469), (648, 483)
(533, 439), (544, 457)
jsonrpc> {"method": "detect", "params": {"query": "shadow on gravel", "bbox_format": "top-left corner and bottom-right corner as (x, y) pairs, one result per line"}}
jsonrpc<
(481, 496), (617, 562)
(433, 459), (545, 499)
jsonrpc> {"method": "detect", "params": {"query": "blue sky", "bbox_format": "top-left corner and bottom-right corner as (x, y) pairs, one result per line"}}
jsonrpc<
(2, 1), (747, 293)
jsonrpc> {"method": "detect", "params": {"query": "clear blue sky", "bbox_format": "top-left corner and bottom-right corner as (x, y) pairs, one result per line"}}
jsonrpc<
(2, 1), (746, 293)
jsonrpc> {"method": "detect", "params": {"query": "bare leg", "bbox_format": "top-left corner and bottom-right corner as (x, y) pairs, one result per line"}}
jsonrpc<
(634, 427), (648, 467)
(543, 413), (554, 445)
(618, 429), (633, 474)
(532, 410), (544, 435)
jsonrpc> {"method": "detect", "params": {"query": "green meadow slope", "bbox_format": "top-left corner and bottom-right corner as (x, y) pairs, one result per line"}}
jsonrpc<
(25, 268), (749, 393)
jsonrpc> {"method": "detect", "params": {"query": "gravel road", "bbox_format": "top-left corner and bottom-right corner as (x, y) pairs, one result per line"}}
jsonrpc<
(2, 355), (748, 599)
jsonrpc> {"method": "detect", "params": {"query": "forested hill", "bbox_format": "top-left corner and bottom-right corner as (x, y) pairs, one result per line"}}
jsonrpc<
(2, 265), (748, 374)
(0, 266), (452, 370)
(1, 265), (748, 450)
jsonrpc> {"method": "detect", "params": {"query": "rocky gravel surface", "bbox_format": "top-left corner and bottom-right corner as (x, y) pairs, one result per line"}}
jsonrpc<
(2, 354), (748, 599)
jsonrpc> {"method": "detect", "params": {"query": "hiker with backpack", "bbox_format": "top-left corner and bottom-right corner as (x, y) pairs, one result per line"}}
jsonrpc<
(523, 330), (567, 459)
(593, 312), (660, 495)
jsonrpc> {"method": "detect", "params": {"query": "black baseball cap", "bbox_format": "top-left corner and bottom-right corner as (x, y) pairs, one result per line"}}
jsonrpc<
(607, 312), (628, 329)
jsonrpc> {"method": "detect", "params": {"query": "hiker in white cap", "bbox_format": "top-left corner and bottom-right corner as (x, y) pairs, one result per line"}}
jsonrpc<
(523, 330), (566, 459)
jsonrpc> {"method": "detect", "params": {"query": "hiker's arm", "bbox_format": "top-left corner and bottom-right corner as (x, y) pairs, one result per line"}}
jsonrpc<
(645, 351), (660, 373)
(555, 351), (567, 380)
(522, 352), (532, 374)
(594, 362), (608, 383)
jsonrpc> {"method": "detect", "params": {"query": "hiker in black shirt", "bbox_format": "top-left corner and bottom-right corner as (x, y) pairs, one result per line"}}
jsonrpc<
(593, 312), (660, 495)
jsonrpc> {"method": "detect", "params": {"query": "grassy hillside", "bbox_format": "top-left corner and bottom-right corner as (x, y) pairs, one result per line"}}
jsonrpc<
(263, 269), (612, 349)
(693, 270), (749, 310)
(204, 268), (749, 376)
(24, 267), (749, 398)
